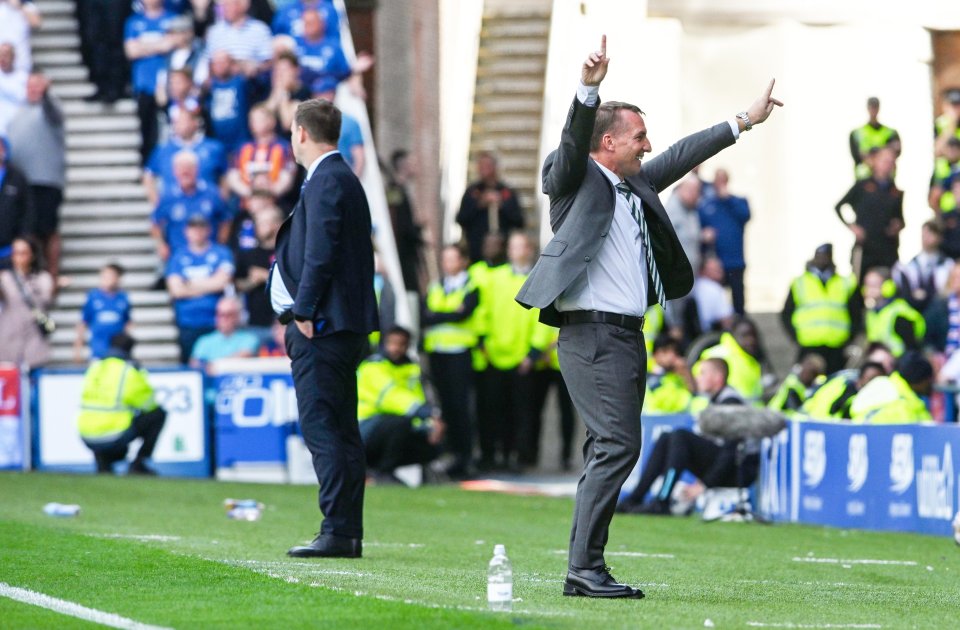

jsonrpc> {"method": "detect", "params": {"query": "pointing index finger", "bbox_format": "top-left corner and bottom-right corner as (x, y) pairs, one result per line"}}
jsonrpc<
(601, 34), (607, 57)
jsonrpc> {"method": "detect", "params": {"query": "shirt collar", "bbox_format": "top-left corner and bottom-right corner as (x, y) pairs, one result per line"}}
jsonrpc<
(306, 150), (340, 181)
(593, 160), (622, 187)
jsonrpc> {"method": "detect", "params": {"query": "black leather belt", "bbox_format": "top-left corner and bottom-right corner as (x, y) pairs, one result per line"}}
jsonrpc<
(559, 310), (645, 331)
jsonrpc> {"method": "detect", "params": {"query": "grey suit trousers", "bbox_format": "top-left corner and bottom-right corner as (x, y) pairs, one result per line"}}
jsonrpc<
(558, 321), (645, 570)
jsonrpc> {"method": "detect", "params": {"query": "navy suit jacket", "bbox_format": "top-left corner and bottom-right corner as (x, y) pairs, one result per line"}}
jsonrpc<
(274, 152), (379, 336)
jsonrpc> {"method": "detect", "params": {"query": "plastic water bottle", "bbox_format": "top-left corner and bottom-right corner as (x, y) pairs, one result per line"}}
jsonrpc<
(43, 503), (81, 517)
(487, 544), (512, 612)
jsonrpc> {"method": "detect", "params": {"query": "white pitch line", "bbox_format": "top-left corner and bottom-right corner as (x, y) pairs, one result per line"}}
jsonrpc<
(94, 534), (182, 542)
(746, 623), (881, 629)
(0, 582), (173, 630)
(791, 557), (918, 566)
(550, 549), (675, 559)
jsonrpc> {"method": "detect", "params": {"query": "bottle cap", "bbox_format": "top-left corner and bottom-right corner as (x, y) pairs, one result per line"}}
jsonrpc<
(494, 544), (506, 556)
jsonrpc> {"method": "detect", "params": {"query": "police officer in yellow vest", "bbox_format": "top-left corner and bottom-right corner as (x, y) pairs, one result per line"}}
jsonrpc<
(767, 354), (826, 416)
(850, 351), (933, 424)
(799, 361), (886, 421)
(781, 244), (859, 374)
(357, 326), (445, 482)
(696, 318), (764, 403)
(850, 97), (901, 180)
(421, 244), (479, 478)
(862, 267), (926, 358)
(76, 333), (167, 475)
(477, 232), (541, 470)
(644, 336), (694, 415)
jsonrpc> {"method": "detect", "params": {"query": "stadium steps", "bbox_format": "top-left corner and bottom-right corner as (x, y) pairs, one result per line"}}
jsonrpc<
(469, 5), (552, 224)
(33, 0), (179, 366)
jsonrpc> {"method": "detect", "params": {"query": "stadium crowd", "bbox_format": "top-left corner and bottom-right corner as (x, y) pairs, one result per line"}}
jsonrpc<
(1, 2), (960, 484)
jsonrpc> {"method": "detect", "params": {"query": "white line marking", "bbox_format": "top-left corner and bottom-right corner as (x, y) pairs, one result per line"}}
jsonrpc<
(791, 557), (918, 566)
(364, 542), (425, 549)
(550, 549), (675, 559)
(94, 534), (182, 542)
(0, 582), (173, 630)
(746, 623), (881, 629)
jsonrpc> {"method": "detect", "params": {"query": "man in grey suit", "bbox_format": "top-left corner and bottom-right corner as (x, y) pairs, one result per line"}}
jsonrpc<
(516, 36), (782, 599)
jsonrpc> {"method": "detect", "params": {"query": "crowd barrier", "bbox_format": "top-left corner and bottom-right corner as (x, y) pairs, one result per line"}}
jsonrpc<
(14, 360), (960, 537)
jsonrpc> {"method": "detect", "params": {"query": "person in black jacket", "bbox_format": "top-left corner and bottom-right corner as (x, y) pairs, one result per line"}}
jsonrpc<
(0, 140), (34, 270)
(456, 151), (524, 264)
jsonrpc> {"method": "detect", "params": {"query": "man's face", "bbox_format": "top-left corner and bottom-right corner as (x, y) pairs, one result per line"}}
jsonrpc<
(477, 155), (497, 181)
(862, 271), (884, 302)
(210, 52), (233, 79)
(702, 258), (724, 282)
(867, 103), (879, 120)
(302, 9), (325, 40)
(254, 211), (281, 241)
(221, 0), (245, 23)
(481, 234), (504, 262)
(812, 251), (833, 271)
(440, 247), (465, 277)
(714, 169), (729, 196)
(186, 223), (211, 247)
(866, 349), (894, 375)
(383, 332), (409, 362)
(250, 109), (275, 137)
(921, 226), (941, 251)
(677, 178), (700, 209)
(695, 364), (722, 395)
(100, 267), (121, 292)
(25, 74), (46, 103)
(215, 301), (241, 334)
(507, 234), (532, 268)
(174, 160), (198, 189)
(607, 110), (651, 179)
(653, 348), (677, 371)
(173, 112), (199, 139)
(733, 322), (759, 357)
(872, 149), (896, 180)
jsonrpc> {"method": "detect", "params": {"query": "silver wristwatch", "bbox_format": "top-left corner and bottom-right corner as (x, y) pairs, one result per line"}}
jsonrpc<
(736, 111), (752, 131)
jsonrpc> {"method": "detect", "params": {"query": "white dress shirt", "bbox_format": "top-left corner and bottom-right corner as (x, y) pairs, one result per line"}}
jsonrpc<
(270, 150), (340, 315)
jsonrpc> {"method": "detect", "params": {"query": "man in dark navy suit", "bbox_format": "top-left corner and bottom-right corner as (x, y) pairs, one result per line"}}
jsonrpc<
(269, 98), (379, 559)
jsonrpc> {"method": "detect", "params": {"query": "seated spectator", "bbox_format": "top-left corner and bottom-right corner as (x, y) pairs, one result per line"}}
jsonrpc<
(0, 43), (27, 135)
(234, 204), (281, 331)
(226, 105), (295, 205)
(893, 220), (953, 314)
(0, 236), (53, 368)
(767, 354), (827, 415)
(204, 0), (272, 78)
(685, 255), (734, 340)
(204, 50), (253, 155)
(189, 296), (259, 370)
(925, 264), (960, 357)
(272, 0), (340, 42)
(258, 318), (287, 357)
(643, 336), (694, 415)
(151, 150), (232, 262)
(76, 333), (167, 475)
(124, 0), (190, 162)
(357, 326), (445, 483)
(165, 214), (235, 363)
(262, 51), (311, 134)
(617, 357), (746, 515)
(312, 78), (364, 177)
(862, 266), (925, 358)
(850, 351), (933, 424)
(695, 317), (764, 403)
(294, 8), (349, 90)
(74, 262), (130, 363)
(7, 70), (65, 283)
(143, 107), (228, 205)
(800, 361), (886, 421)
(0, 0), (40, 74)
(0, 133), (34, 270)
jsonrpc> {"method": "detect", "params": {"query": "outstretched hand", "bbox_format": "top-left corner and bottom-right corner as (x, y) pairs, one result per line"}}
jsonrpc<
(746, 78), (784, 126)
(581, 35), (609, 86)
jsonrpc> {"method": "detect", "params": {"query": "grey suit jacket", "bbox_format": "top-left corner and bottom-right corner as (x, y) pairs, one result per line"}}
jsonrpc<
(515, 95), (737, 326)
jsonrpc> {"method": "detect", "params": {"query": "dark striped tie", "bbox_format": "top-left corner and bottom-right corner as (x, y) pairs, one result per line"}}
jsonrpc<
(615, 182), (667, 310)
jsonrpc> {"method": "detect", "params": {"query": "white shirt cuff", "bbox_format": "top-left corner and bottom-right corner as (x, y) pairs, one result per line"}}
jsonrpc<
(728, 118), (740, 140)
(577, 81), (600, 107)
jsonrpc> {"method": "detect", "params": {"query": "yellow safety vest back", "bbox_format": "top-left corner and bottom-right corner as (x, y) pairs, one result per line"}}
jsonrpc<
(77, 357), (156, 441)
(865, 299), (926, 357)
(357, 356), (425, 422)
(790, 272), (855, 348)
(850, 373), (931, 424)
(697, 333), (763, 402)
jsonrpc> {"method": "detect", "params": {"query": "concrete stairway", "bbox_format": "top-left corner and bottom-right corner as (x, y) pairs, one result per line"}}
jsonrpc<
(468, 4), (551, 228)
(35, 0), (179, 365)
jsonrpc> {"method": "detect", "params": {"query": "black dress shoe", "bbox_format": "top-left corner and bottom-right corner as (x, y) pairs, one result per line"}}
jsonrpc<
(287, 534), (362, 558)
(563, 566), (645, 599)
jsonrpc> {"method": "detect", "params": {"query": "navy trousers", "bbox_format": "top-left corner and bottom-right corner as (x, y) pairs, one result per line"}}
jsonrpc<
(286, 325), (369, 539)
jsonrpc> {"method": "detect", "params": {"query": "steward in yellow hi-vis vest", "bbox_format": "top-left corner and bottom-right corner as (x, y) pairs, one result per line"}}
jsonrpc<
(767, 354), (826, 417)
(76, 333), (166, 475)
(695, 319), (764, 403)
(798, 362), (886, 421)
(357, 326), (443, 479)
(861, 267), (925, 358)
(421, 244), (479, 478)
(643, 335), (693, 415)
(849, 97), (900, 180)
(781, 244), (858, 375)
(850, 352), (933, 424)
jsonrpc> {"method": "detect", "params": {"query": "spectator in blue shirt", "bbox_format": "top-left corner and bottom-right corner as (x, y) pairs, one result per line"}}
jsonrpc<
(294, 9), (350, 89)
(699, 168), (751, 315)
(165, 214), (235, 363)
(205, 51), (253, 156)
(74, 262), (131, 363)
(143, 107), (228, 205)
(124, 0), (191, 165)
(272, 0), (339, 42)
(189, 295), (260, 372)
(313, 80), (365, 177)
(151, 150), (232, 263)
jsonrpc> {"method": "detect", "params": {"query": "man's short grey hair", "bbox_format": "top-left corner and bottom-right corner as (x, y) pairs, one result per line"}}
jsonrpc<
(590, 101), (645, 152)
(173, 150), (199, 168)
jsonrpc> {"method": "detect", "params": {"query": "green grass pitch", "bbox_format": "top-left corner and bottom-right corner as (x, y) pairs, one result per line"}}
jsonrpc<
(1, 472), (958, 629)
